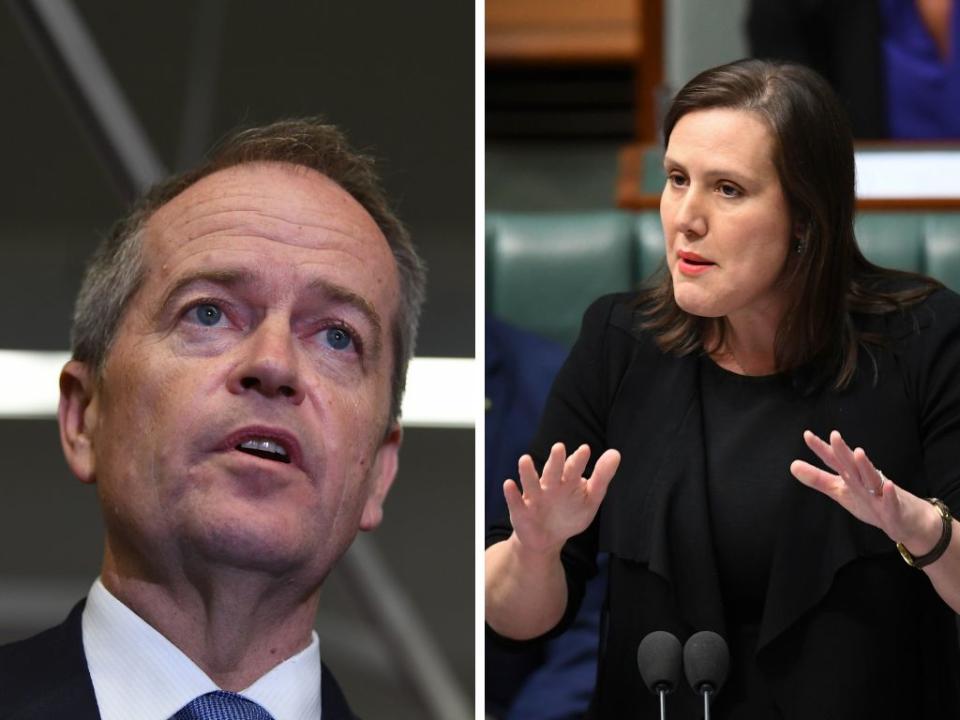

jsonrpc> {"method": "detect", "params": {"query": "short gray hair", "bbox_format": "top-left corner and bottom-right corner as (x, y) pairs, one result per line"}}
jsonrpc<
(72, 118), (426, 423)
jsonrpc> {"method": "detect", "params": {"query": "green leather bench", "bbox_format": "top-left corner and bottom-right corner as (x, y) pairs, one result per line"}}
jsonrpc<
(487, 210), (960, 346)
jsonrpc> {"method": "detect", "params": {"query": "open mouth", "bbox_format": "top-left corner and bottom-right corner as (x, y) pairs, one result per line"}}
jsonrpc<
(677, 251), (715, 275)
(678, 251), (713, 265)
(236, 438), (291, 464)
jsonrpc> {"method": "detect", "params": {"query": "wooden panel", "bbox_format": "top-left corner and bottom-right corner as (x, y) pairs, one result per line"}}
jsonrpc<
(635, 0), (662, 141)
(486, 0), (639, 64)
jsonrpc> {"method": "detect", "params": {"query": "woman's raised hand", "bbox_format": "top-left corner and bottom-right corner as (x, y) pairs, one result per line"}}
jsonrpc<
(790, 430), (939, 549)
(503, 442), (621, 556)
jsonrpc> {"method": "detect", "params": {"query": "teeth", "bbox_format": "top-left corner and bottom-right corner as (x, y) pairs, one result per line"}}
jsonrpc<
(238, 438), (288, 457)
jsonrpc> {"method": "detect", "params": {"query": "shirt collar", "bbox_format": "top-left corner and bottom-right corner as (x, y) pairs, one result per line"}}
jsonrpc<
(82, 578), (322, 720)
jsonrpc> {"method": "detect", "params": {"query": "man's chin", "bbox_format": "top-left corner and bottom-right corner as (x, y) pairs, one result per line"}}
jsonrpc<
(181, 511), (322, 576)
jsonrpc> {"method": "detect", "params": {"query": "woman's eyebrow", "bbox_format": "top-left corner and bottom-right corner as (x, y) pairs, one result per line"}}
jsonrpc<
(663, 156), (754, 184)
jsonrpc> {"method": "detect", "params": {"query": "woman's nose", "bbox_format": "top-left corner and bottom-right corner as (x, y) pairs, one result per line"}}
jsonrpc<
(674, 190), (707, 238)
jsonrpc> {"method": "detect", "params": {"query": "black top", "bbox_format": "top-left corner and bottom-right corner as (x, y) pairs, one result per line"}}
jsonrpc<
(700, 357), (812, 717)
(488, 288), (960, 719)
(700, 357), (807, 627)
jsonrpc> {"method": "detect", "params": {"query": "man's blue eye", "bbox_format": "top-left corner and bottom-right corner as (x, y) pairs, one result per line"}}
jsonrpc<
(194, 304), (222, 326)
(324, 327), (353, 351)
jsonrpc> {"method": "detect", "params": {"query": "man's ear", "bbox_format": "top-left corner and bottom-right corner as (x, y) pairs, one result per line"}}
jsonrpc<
(359, 423), (402, 531)
(58, 360), (98, 484)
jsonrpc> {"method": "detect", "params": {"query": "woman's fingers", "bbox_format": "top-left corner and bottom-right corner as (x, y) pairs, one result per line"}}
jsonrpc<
(828, 430), (862, 487)
(503, 477), (524, 515)
(830, 432), (884, 496)
(588, 448), (621, 495)
(510, 443), (620, 508)
(852, 446), (886, 497)
(803, 430), (838, 471)
(539, 443), (568, 489)
(805, 429), (884, 497)
(794, 432), (904, 535)
(791, 459), (842, 497)
(517, 454), (543, 497)
(562, 444), (592, 484)
(515, 443), (596, 494)
(503, 444), (620, 551)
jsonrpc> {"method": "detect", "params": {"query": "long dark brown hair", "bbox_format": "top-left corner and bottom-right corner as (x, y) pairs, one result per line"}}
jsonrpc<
(641, 59), (940, 389)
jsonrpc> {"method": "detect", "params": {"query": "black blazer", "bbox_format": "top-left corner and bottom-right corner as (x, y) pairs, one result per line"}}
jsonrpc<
(0, 601), (357, 720)
(490, 288), (960, 718)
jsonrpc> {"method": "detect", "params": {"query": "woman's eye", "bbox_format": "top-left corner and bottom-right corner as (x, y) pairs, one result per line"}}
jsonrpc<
(323, 326), (355, 352)
(718, 183), (741, 198)
(193, 303), (223, 326)
(668, 173), (687, 187)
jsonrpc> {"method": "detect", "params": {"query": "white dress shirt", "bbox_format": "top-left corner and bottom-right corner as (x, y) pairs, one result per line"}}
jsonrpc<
(82, 578), (322, 720)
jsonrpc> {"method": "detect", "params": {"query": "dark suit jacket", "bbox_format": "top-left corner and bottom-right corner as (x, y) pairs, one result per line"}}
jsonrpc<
(490, 289), (960, 718)
(0, 601), (357, 720)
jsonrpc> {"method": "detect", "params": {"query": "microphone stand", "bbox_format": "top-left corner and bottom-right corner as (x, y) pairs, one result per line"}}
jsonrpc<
(703, 685), (714, 720)
(659, 687), (667, 719)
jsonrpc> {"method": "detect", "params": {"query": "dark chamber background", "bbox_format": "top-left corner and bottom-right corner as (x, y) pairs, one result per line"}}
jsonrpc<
(0, 3), (474, 718)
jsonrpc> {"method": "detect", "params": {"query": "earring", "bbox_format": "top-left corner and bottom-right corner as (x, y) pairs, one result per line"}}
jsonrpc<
(795, 239), (805, 254)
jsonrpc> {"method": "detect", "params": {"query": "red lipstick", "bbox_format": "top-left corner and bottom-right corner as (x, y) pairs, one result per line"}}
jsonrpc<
(677, 250), (715, 277)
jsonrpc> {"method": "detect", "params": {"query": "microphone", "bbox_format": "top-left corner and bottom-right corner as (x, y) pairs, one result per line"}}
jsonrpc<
(683, 631), (729, 720)
(637, 631), (682, 720)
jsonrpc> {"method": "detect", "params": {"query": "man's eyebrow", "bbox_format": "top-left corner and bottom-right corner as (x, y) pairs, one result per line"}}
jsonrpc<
(157, 269), (256, 317)
(156, 269), (385, 351)
(306, 277), (384, 346)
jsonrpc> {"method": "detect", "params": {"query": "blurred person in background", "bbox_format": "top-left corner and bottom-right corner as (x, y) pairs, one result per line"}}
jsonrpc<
(749, 0), (960, 139)
(486, 315), (606, 720)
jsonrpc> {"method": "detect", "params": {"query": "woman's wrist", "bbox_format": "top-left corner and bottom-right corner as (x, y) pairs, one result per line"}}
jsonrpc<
(508, 530), (565, 564)
(897, 495), (947, 558)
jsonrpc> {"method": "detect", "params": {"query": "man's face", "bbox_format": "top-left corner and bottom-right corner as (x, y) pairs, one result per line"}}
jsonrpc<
(62, 162), (402, 581)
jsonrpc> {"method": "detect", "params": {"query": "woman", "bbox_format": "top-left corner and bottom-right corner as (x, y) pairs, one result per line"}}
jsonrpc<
(485, 59), (960, 718)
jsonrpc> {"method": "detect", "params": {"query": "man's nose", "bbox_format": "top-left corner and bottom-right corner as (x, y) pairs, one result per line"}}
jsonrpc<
(227, 319), (305, 404)
(675, 189), (707, 238)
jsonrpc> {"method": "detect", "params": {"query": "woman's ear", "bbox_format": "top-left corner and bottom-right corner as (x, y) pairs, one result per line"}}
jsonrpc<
(58, 360), (99, 484)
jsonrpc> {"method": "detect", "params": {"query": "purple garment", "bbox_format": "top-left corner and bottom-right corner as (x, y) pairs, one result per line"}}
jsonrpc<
(880, 0), (960, 138)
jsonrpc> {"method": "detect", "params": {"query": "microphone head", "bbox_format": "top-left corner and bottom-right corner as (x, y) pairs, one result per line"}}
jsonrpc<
(637, 630), (682, 694)
(683, 630), (730, 696)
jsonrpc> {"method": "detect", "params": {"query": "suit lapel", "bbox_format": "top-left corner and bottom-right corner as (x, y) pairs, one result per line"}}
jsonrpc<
(320, 662), (357, 719)
(0, 600), (101, 720)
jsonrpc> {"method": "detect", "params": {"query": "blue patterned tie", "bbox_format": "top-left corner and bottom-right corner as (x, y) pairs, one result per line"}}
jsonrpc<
(172, 691), (275, 720)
